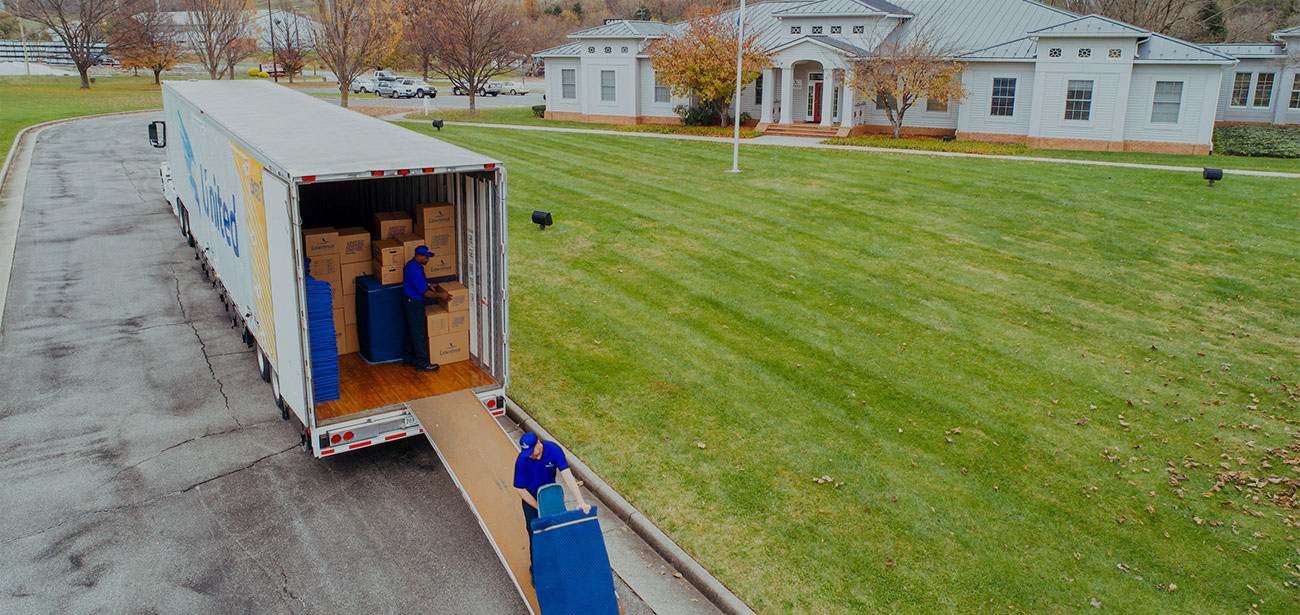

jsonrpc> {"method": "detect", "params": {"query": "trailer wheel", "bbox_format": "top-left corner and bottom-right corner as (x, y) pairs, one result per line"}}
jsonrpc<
(256, 346), (271, 383)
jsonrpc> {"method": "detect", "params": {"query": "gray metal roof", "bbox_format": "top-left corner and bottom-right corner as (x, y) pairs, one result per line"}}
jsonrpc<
(1136, 33), (1236, 63)
(568, 19), (677, 39)
(804, 35), (875, 55)
(535, 41), (584, 58)
(164, 81), (498, 178)
(772, 0), (911, 17)
(1274, 24), (1300, 36)
(885, 0), (1075, 54)
(1028, 14), (1148, 37)
(1202, 43), (1286, 59)
(958, 37), (1037, 60)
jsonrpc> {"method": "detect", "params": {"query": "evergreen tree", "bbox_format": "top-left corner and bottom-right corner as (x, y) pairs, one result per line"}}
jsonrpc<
(572, 2), (583, 20)
(633, 4), (651, 20)
(1197, 0), (1227, 42)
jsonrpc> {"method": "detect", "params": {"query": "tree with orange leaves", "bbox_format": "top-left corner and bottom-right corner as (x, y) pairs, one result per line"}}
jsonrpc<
(647, 3), (771, 128)
(846, 33), (967, 139)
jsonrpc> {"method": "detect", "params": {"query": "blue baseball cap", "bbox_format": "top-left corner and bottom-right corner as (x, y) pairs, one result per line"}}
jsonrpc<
(520, 433), (538, 450)
(414, 246), (434, 257)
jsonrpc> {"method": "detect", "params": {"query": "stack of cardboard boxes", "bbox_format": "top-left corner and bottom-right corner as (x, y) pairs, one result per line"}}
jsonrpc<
(304, 205), (465, 365)
(302, 226), (371, 355)
(426, 280), (469, 364)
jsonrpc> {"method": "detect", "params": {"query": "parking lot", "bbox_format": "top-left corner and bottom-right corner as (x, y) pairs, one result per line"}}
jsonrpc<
(302, 85), (547, 111)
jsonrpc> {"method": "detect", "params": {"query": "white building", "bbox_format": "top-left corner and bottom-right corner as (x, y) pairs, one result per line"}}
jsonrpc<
(536, 0), (1257, 154)
(1204, 26), (1300, 127)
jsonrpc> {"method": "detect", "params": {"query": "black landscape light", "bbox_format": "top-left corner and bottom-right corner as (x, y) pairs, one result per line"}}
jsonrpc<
(431, 118), (445, 131)
(1203, 167), (1223, 187)
(532, 210), (553, 230)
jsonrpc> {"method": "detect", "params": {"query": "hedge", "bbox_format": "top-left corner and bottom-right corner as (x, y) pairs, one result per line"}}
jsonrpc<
(1212, 125), (1300, 158)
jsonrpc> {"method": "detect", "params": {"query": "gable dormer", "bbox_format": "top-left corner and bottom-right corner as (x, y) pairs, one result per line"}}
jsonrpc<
(771, 0), (910, 47)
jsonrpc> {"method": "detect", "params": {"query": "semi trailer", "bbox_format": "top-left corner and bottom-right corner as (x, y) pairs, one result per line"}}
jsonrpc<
(151, 80), (510, 459)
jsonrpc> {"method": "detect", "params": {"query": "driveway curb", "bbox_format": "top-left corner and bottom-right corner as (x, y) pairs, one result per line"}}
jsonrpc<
(0, 109), (161, 331)
(503, 398), (758, 615)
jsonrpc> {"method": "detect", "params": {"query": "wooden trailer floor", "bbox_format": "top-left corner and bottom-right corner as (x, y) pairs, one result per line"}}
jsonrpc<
(313, 354), (496, 423)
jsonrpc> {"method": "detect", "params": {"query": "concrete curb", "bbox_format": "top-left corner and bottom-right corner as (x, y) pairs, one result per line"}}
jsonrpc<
(503, 398), (758, 615)
(0, 109), (161, 332)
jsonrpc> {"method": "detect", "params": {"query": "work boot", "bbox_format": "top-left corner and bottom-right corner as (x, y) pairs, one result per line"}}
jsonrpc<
(417, 363), (440, 372)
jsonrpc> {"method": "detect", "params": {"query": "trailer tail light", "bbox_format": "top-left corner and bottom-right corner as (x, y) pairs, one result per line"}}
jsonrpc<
(422, 168), (435, 173)
(371, 171), (384, 176)
(397, 169), (410, 175)
(344, 431), (354, 441)
(301, 175), (316, 182)
(331, 434), (341, 444)
(484, 163), (496, 169)
(486, 398), (496, 409)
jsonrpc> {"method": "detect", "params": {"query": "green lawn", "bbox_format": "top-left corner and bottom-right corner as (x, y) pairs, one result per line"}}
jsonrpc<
(0, 76), (162, 155)
(825, 134), (1300, 173)
(404, 122), (1300, 615)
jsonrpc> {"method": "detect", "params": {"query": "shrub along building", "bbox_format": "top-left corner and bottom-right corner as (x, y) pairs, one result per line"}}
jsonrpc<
(534, 0), (1282, 154)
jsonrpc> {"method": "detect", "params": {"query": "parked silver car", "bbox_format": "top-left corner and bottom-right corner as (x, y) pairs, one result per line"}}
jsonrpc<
(377, 79), (417, 98)
(350, 76), (379, 94)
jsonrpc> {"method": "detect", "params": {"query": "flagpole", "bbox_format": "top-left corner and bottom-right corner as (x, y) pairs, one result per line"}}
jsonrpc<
(727, 0), (746, 173)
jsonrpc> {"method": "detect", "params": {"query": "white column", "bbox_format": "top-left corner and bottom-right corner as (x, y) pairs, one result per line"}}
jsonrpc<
(760, 68), (775, 124)
(820, 71), (835, 126)
(841, 77), (854, 129)
(779, 66), (794, 125)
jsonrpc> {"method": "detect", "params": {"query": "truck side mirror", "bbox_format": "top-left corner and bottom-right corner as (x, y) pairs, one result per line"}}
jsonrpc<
(148, 121), (166, 148)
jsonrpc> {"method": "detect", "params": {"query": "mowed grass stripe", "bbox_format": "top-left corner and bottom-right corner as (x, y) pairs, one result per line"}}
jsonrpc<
(406, 123), (1299, 614)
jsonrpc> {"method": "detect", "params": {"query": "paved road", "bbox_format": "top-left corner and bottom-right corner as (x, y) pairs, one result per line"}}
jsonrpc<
(0, 114), (531, 614)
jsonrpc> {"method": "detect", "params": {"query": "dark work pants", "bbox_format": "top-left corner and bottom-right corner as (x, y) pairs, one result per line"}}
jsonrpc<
(522, 499), (539, 581)
(402, 296), (432, 367)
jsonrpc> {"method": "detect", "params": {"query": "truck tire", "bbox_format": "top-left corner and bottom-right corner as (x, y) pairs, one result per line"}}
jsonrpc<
(256, 345), (271, 383)
(271, 374), (289, 420)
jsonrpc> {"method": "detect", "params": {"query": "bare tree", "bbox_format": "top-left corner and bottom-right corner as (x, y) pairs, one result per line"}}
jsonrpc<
(184, 0), (249, 79)
(109, 0), (183, 84)
(272, 11), (309, 82)
(1049, 0), (1195, 34)
(425, 0), (528, 112)
(847, 33), (968, 139)
(403, 0), (437, 80)
(309, 0), (403, 107)
(222, 13), (256, 79)
(12, 0), (118, 88)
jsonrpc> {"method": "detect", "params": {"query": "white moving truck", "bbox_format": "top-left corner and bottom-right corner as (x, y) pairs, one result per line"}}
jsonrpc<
(151, 80), (509, 458)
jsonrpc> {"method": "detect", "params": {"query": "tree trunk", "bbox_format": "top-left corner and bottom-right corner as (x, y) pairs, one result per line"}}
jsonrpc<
(892, 108), (906, 139)
(469, 91), (476, 112)
(77, 64), (90, 89)
(717, 100), (729, 128)
(340, 81), (350, 108)
(209, 65), (219, 80)
(153, 69), (162, 85)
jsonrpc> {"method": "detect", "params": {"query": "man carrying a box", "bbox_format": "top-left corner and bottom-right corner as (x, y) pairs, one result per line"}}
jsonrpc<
(402, 246), (450, 372)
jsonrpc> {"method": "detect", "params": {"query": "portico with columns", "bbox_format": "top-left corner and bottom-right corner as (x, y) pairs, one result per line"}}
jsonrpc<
(755, 39), (864, 137)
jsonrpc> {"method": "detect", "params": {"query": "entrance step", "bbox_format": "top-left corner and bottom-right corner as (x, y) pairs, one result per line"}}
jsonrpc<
(760, 124), (840, 139)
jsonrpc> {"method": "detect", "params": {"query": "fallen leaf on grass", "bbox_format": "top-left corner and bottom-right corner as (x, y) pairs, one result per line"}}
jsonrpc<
(885, 558), (896, 567)
(1117, 563), (1132, 573)
(695, 442), (706, 449)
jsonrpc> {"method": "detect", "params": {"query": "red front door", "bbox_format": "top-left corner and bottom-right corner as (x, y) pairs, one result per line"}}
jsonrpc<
(811, 82), (823, 123)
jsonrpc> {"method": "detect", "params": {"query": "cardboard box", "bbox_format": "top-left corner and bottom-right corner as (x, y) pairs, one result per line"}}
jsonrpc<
(373, 212), (412, 240)
(425, 303), (449, 337)
(372, 239), (403, 267)
(423, 226), (455, 256)
(308, 253), (340, 280)
(446, 307), (469, 334)
(395, 232), (423, 262)
(303, 227), (339, 257)
(342, 292), (357, 325)
(427, 330), (469, 365)
(340, 260), (374, 295)
(332, 307), (344, 335)
(374, 260), (402, 285)
(415, 202), (455, 232)
(324, 279), (343, 312)
(343, 324), (359, 355)
(337, 227), (371, 263)
(424, 254), (456, 279)
(437, 280), (468, 312)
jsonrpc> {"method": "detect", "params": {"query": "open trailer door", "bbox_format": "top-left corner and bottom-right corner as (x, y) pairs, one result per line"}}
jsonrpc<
(261, 170), (310, 423)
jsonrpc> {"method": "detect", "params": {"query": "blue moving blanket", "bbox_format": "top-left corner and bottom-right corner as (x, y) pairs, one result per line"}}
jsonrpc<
(530, 506), (619, 615)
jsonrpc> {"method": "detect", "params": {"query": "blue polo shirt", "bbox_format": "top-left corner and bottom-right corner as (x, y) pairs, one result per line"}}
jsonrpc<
(513, 440), (569, 496)
(402, 259), (428, 300)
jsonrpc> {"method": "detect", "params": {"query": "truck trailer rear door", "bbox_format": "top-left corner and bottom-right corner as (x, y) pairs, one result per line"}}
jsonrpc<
(261, 170), (310, 423)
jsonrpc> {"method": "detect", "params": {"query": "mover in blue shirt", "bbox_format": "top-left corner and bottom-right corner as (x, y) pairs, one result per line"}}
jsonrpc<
(401, 246), (450, 372)
(514, 433), (590, 572)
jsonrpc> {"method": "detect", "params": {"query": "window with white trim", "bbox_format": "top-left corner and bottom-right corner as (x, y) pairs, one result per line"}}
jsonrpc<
(1253, 73), (1274, 107)
(1048, 48), (1061, 57)
(1078, 48), (1091, 58)
(1064, 80), (1093, 120)
(561, 69), (576, 99)
(990, 77), (1015, 116)
(811, 25), (823, 34)
(1291, 74), (1300, 109)
(830, 25), (841, 34)
(1108, 48), (1122, 58)
(833, 85), (840, 117)
(926, 98), (948, 112)
(600, 70), (616, 102)
(1230, 72), (1251, 106)
(852, 25), (864, 34)
(790, 26), (801, 34)
(653, 75), (669, 103)
(754, 75), (763, 102)
(1150, 81), (1182, 123)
